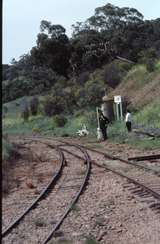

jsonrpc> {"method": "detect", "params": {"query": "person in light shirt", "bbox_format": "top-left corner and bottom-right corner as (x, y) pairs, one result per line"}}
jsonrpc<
(125, 109), (132, 132)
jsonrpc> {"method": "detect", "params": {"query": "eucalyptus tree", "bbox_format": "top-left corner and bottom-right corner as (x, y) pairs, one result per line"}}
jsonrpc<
(31, 20), (71, 78)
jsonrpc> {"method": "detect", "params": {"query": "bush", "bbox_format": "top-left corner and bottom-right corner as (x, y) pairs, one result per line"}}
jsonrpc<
(32, 127), (41, 134)
(30, 96), (39, 116)
(21, 105), (30, 122)
(76, 71), (90, 85)
(54, 115), (67, 127)
(85, 79), (104, 106)
(138, 48), (157, 72)
(3, 105), (8, 114)
(2, 138), (13, 161)
(103, 61), (126, 88)
(74, 88), (87, 107)
(43, 95), (65, 117)
(146, 59), (155, 72)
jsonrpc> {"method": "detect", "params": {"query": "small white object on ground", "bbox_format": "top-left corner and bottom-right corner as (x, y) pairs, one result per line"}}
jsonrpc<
(77, 124), (89, 136)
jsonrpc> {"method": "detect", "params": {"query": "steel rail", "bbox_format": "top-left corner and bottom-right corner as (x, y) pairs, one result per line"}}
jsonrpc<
(42, 143), (91, 244)
(128, 154), (160, 161)
(2, 146), (65, 238)
(22, 136), (159, 175)
(71, 143), (160, 176)
(25, 136), (159, 175)
(59, 142), (160, 201)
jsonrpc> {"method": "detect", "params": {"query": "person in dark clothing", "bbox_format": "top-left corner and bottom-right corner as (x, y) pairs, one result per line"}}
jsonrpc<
(125, 109), (132, 132)
(99, 110), (110, 140)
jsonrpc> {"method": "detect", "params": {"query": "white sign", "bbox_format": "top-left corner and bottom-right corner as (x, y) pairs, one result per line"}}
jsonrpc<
(114, 95), (121, 104)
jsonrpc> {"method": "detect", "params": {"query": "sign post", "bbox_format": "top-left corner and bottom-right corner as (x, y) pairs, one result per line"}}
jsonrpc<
(114, 95), (123, 121)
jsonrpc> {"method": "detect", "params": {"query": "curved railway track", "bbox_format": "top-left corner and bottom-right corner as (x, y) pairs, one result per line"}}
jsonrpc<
(24, 135), (160, 176)
(25, 136), (160, 213)
(2, 145), (65, 238)
(2, 140), (91, 244)
(58, 140), (160, 213)
(24, 136), (160, 209)
(2, 136), (160, 243)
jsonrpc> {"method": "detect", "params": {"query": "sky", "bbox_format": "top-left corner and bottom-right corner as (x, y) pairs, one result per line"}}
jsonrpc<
(3, 0), (160, 64)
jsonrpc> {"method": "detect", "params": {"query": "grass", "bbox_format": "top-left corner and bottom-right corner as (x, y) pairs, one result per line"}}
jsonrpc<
(3, 106), (160, 151)
(49, 239), (72, 244)
(127, 137), (160, 150)
(124, 62), (160, 90)
(3, 99), (97, 138)
(84, 236), (98, 244)
(34, 217), (46, 227)
(3, 81), (160, 152)
(2, 137), (13, 161)
(71, 204), (81, 214)
(107, 119), (160, 150)
(134, 99), (160, 128)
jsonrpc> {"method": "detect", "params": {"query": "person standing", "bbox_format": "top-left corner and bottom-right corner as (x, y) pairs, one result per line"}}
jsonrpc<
(125, 109), (132, 132)
(99, 110), (110, 140)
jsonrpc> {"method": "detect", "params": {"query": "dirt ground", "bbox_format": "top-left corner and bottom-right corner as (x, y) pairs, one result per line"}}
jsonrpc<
(2, 136), (160, 244)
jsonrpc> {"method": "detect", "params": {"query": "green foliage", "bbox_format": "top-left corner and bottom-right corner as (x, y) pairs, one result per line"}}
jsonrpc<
(76, 71), (90, 84)
(138, 48), (157, 72)
(3, 4), (160, 106)
(124, 64), (149, 88)
(74, 87), (87, 108)
(146, 59), (155, 72)
(30, 96), (39, 116)
(84, 235), (97, 244)
(21, 105), (30, 122)
(103, 61), (130, 88)
(2, 138), (13, 161)
(127, 137), (160, 150)
(34, 217), (46, 227)
(3, 105), (8, 114)
(43, 95), (65, 116)
(134, 99), (160, 127)
(54, 115), (67, 127)
(138, 48), (157, 63)
(85, 79), (104, 106)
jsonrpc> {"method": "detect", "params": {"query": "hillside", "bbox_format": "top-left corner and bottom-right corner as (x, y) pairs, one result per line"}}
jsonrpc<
(2, 3), (160, 154)
(109, 62), (160, 110)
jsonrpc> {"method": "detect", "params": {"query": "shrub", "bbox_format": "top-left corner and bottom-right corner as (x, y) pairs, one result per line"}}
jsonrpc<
(103, 61), (126, 88)
(32, 127), (41, 134)
(30, 96), (39, 116)
(21, 105), (30, 122)
(54, 115), (67, 127)
(74, 88), (87, 107)
(2, 138), (13, 161)
(138, 48), (156, 72)
(85, 79), (104, 106)
(146, 59), (155, 72)
(3, 105), (8, 114)
(43, 95), (65, 117)
(76, 71), (90, 85)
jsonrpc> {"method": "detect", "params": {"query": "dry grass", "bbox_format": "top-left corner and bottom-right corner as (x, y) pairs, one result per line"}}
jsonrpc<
(109, 65), (160, 110)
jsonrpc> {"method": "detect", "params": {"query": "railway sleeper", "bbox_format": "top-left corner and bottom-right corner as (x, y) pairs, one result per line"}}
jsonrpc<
(149, 202), (160, 209)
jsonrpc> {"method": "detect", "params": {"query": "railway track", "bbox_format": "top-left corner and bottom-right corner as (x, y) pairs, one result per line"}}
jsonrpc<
(27, 136), (160, 214)
(2, 140), (91, 244)
(57, 141), (160, 212)
(2, 136), (160, 243)
(24, 136), (160, 209)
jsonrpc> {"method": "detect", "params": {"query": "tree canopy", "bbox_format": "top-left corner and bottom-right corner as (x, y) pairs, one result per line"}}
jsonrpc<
(2, 3), (160, 103)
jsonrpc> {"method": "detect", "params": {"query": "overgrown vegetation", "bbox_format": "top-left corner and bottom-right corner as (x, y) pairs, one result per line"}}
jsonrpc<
(2, 137), (13, 161)
(2, 3), (160, 104)
(134, 99), (160, 128)
(2, 3), (160, 151)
